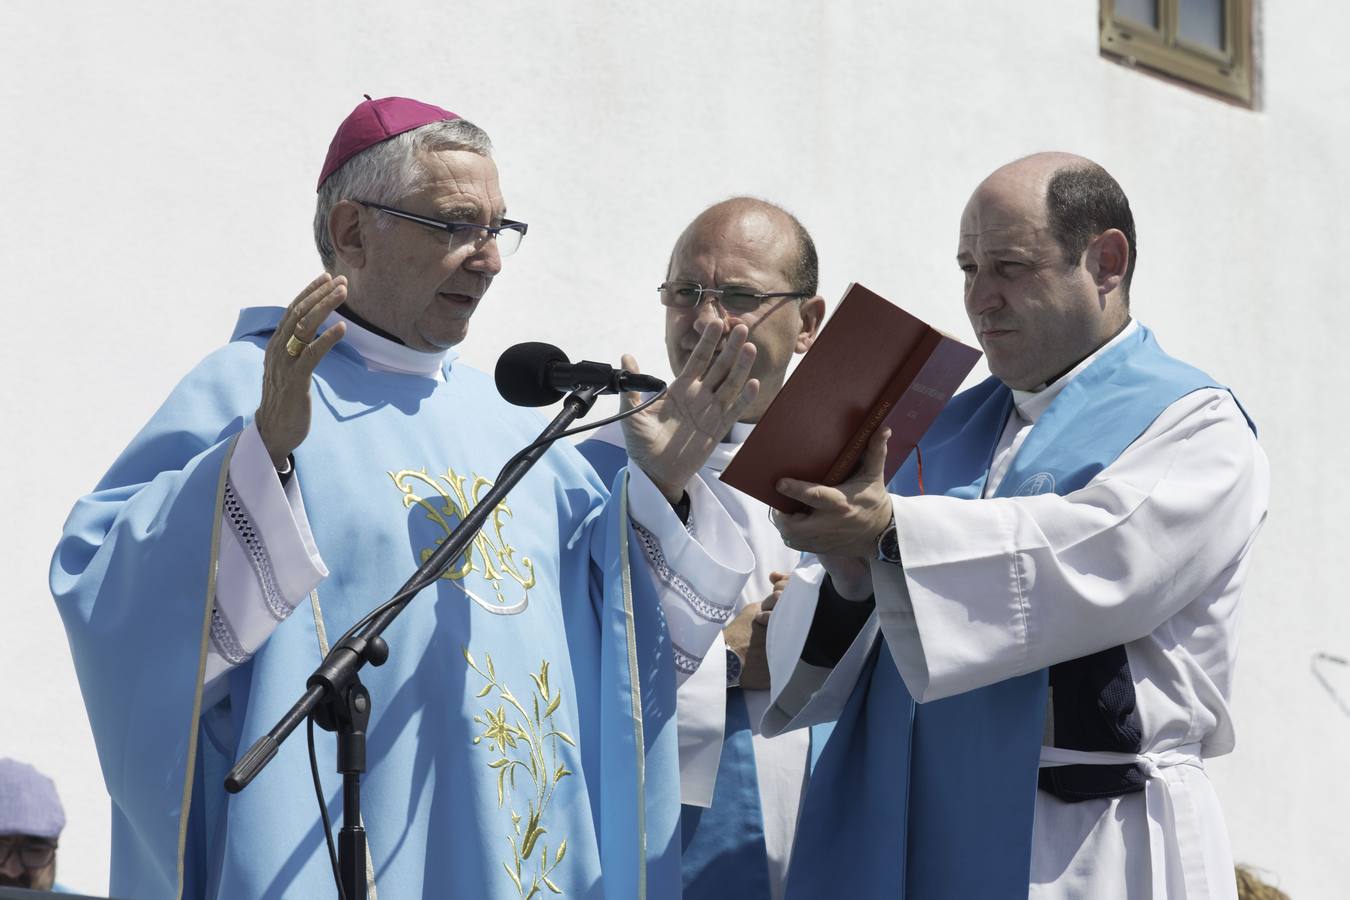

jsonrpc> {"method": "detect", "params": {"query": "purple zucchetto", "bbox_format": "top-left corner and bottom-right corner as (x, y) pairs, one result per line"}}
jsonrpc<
(0, 759), (66, 839)
(317, 95), (460, 189)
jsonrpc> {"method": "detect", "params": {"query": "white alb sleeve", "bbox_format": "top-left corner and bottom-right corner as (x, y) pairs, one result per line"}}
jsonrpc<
(674, 630), (730, 807)
(625, 464), (755, 686)
(203, 423), (328, 701)
(871, 390), (1270, 702)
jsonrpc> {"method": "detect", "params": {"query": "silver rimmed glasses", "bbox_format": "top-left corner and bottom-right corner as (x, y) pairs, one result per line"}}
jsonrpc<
(657, 281), (810, 314)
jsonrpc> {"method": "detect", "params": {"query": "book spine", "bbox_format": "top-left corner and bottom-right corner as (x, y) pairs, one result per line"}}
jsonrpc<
(821, 328), (945, 485)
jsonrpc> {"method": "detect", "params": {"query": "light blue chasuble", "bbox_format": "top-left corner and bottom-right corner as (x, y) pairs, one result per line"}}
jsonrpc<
(51, 308), (682, 900)
(786, 325), (1247, 898)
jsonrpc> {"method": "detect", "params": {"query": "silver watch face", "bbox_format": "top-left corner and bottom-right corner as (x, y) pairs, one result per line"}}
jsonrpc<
(725, 647), (743, 687)
(876, 524), (901, 564)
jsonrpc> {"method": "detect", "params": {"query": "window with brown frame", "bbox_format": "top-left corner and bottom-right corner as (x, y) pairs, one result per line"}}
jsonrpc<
(1100, 0), (1253, 105)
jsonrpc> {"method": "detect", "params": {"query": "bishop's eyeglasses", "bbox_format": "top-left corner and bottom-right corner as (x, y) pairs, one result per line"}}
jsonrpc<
(657, 281), (811, 315)
(355, 201), (528, 256)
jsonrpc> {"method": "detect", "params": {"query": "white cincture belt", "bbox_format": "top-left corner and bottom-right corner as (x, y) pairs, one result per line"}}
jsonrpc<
(1039, 743), (1205, 900)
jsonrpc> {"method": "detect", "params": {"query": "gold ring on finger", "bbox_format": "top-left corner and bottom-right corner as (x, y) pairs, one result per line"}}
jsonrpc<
(285, 334), (311, 358)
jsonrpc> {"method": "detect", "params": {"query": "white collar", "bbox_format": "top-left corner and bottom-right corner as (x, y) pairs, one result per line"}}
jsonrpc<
(1010, 319), (1138, 425)
(323, 312), (449, 380)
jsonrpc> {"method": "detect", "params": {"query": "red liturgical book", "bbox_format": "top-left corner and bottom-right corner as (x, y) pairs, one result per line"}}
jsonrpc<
(720, 282), (982, 513)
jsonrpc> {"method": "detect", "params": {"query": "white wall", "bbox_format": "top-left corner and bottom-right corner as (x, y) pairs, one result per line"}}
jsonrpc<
(2, 2), (1344, 896)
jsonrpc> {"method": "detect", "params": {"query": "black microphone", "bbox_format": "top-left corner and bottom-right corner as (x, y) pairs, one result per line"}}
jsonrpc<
(495, 342), (667, 407)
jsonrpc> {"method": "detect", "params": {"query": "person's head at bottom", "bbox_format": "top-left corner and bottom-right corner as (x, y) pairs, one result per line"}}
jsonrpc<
(0, 759), (65, 891)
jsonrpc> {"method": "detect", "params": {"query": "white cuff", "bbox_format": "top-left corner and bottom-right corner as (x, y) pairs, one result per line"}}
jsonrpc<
(204, 424), (328, 691)
(230, 423), (327, 602)
(879, 493), (1026, 702)
(627, 465), (755, 681)
(871, 496), (935, 700)
(228, 420), (328, 599)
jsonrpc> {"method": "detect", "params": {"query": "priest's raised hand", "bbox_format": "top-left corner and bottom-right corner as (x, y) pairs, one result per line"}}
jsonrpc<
(619, 318), (760, 503)
(254, 274), (349, 470)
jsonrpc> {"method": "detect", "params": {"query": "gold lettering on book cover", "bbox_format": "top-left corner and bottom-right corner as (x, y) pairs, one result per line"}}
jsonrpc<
(390, 467), (536, 613)
(465, 648), (574, 897)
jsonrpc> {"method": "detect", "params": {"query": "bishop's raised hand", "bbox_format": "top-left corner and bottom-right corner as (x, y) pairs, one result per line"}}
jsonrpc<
(255, 274), (349, 470)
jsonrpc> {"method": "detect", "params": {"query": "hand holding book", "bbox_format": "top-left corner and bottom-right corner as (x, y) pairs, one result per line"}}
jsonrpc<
(773, 427), (894, 595)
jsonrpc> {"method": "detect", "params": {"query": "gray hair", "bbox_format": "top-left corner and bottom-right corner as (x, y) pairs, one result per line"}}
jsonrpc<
(313, 117), (493, 271)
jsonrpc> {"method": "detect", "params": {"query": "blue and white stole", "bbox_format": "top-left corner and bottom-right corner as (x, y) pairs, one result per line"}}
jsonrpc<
(786, 324), (1246, 898)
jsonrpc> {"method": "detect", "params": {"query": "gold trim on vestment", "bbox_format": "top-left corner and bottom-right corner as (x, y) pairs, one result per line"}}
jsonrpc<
(617, 471), (647, 900)
(309, 589), (331, 653)
(175, 432), (240, 900)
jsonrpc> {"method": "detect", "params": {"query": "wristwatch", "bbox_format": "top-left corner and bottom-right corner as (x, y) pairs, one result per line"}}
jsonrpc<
(276, 453), (295, 487)
(875, 511), (901, 565)
(725, 646), (743, 688)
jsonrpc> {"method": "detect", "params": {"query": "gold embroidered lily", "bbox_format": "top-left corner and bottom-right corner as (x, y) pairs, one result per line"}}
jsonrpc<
(480, 706), (520, 753)
(465, 648), (574, 897)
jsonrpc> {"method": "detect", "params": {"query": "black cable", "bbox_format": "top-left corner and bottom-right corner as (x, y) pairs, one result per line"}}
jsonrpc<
(309, 713), (347, 900)
(491, 389), (667, 484)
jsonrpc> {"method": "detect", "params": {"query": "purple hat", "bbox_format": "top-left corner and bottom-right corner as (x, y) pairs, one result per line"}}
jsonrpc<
(317, 95), (461, 190)
(0, 759), (65, 839)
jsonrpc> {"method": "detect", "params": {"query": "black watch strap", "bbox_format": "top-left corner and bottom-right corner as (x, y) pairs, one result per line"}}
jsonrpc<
(672, 490), (691, 525)
(875, 512), (901, 565)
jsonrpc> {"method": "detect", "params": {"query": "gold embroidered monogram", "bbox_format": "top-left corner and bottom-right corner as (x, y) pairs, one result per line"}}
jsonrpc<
(465, 648), (574, 897)
(390, 467), (536, 614)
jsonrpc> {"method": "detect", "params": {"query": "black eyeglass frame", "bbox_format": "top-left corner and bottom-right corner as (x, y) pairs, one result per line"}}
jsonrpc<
(657, 281), (812, 314)
(0, 836), (58, 870)
(355, 201), (528, 252)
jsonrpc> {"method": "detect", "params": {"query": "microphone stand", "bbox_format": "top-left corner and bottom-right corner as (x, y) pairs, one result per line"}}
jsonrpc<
(225, 385), (603, 900)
